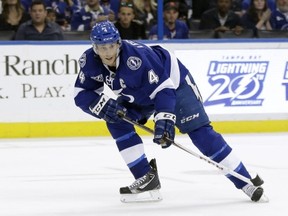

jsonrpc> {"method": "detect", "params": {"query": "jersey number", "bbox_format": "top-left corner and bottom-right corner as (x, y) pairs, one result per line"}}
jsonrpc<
(148, 70), (159, 84)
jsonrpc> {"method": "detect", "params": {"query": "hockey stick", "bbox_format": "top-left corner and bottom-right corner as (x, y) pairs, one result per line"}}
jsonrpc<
(117, 111), (263, 187)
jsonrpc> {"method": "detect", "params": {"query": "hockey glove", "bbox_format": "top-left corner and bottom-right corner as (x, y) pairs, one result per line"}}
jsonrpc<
(89, 94), (127, 123)
(153, 112), (176, 148)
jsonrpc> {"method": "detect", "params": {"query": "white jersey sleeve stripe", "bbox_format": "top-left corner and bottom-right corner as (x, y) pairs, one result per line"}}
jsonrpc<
(168, 50), (181, 89)
(149, 78), (175, 100)
(74, 87), (83, 98)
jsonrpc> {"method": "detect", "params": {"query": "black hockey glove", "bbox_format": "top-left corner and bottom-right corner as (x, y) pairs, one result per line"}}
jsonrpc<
(153, 112), (176, 148)
(89, 94), (127, 123)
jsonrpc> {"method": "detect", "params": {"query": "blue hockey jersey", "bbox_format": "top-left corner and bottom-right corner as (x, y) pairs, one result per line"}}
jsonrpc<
(270, 9), (288, 30)
(149, 20), (189, 39)
(71, 5), (112, 31)
(74, 40), (189, 118)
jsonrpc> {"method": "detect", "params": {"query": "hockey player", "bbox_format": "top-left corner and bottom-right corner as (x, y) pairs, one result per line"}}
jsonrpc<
(74, 20), (265, 203)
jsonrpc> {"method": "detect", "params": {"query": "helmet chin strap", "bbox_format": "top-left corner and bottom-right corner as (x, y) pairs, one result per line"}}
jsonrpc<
(115, 46), (121, 68)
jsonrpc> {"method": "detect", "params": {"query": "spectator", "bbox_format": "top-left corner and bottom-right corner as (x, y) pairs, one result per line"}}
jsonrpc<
(231, 0), (246, 16)
(21, 0), (32, 12)
(241, 0), (272, 31)
(192, 0), (245, 18)
(0, 0), (30, 33)
(21, 0), (52, 12)
(242, 0), (276, 11)
(100, 0), (121, 17)
(114, 1), (147, 39)
(199, 0), (244, 35)
(70, 0), (115, 31)
(270, 0), (288, 30)
(46, 6), (71, 31)
(46, 6), (57, 23)
(14, 0), (64, 40)
(164, 0), (189, 23)
(133, 0), (157, 30)
(49, 0), (81, 27)
(149, 1), (189, 39)
(191, 0), (216, 19)
(108, 0), (135, 17)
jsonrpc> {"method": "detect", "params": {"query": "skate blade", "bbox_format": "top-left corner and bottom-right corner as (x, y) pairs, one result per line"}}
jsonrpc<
(120, 189), (162, 203)
(258, 193), (269, 203)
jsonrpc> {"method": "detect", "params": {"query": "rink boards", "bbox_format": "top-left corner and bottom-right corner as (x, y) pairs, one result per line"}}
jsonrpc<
(0, 40), (287, 138)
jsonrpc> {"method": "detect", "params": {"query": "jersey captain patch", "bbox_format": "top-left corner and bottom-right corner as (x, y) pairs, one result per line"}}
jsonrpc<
(127, 56), (142, 70)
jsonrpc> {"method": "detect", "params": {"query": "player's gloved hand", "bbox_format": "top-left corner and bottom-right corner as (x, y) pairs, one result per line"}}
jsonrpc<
(89, 94), (127, 123)
(153, 112), (176, 148)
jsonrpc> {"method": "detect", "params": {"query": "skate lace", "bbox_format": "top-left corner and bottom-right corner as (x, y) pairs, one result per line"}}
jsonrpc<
(242, 184), (257, 197)
(129, 175), (148, 189)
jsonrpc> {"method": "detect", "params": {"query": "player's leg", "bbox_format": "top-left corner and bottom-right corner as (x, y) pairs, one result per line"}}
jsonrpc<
(106, 121), (161, 202)
(175, 74), (264, 201)
(187, 125), (264, 202)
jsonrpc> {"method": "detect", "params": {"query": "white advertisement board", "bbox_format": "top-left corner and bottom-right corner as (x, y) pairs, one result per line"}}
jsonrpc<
(0, 44), (92, 122)
(175, 49), (288, 120)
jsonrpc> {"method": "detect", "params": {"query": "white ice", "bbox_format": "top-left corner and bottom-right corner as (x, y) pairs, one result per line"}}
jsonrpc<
(0, 133), (288, 216)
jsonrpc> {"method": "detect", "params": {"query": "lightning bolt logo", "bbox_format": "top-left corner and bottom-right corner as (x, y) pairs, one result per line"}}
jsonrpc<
(231, 72), (257, 100)
(204, 60), (268, 106)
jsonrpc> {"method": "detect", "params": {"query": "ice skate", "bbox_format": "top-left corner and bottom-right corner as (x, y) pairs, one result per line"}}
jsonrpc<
(120, 158), (162, 203)
(242, 184), (269, 202)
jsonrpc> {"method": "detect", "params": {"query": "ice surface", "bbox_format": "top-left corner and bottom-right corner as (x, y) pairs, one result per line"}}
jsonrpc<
(0, 133), (288, 216)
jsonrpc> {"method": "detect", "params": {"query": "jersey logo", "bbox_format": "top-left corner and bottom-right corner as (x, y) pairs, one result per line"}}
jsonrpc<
(276, 16), (283, 21)
(127, 56), (142, 70)
(79, 53), (86, 68)
(121, 93), (135, 103)
(119, 78), (126, 89)
(204, 60), (268, 106)
(91, 74), (103, 82)
(105, 75), (114, 88)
